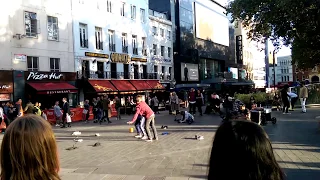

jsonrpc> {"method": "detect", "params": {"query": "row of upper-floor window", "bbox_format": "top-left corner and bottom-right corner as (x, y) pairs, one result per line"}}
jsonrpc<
(152, 26), (171, 40)
(80, 0), (147, 23)
(278, 60), (291, 66)
(26, 56), (60, 72)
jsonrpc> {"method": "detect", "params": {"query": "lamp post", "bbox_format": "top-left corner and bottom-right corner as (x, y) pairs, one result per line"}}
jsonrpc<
(273, 49), (276, 90)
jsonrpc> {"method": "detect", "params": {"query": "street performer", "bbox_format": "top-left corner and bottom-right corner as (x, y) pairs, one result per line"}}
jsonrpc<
(127, 95), (158, 142)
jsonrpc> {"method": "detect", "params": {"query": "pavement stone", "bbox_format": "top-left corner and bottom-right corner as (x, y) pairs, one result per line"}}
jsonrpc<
(1, 108), (320, 179)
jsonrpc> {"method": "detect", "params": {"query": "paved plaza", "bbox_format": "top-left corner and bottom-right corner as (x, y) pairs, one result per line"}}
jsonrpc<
(3, 108), (320, 180)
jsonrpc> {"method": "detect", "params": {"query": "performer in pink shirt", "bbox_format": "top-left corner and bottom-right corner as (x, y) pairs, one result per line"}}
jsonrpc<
(127, 95), (158, 142)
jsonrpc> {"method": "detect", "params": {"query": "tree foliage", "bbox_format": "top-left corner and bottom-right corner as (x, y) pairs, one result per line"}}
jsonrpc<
(227, 0), (320, 69)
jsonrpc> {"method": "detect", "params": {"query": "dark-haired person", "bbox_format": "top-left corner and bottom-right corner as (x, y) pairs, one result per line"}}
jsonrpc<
(281, 84), (291, 114)
(1, 114), (60, 180)
(7, 101), (18, 123)
(208, 120), (285, 180)
(61, 98), (71, 128)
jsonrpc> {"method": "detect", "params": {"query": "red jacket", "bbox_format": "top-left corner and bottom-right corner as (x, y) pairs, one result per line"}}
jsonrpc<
(130, 101), (154, 123)
(189, 91), (196, 102)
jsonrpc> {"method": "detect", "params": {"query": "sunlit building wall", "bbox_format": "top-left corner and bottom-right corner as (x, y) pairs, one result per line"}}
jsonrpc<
(72, 0), (151, 79)
(0, 0), (74, 72)
(149, 10), (174, 82)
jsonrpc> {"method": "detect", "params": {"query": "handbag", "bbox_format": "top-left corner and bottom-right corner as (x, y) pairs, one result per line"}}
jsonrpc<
(66, 114), (72, 123)
(0, 119), (6, 129)
(82, 109), (88, 114)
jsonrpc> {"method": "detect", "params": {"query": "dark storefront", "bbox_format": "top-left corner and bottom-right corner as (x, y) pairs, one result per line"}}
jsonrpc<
(0, 71), (14, 102)
(25, 71), (78, 108)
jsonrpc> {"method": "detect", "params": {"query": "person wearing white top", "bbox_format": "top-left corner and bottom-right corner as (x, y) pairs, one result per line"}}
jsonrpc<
(288, 92), (298, 111)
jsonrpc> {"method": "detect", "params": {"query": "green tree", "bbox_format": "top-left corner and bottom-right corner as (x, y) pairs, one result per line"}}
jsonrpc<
(227, 0), (320, 69)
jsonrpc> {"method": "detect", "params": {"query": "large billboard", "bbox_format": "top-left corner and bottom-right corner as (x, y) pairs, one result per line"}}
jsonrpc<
(194, 1), (229, 46)
(181, 63), (199, 81)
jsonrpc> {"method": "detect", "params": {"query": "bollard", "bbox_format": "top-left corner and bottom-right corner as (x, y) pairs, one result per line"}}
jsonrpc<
(129, 127), (134, 133)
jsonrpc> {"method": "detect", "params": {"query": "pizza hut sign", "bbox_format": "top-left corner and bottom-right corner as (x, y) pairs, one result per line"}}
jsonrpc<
(27, 72), (63, 81)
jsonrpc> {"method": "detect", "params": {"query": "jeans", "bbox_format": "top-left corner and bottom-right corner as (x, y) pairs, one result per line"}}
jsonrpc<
(117, 107), (121, 120)
(197, 104), (203, 115)
(189, 103), (196, 114)
(135, 116), (146, 136)
(102, 109), (110, 122)
(145, 114), (158, 140)
(283, 101), (290, 113)
(290, 97), (298, 110)
(300, 98), (307, 112)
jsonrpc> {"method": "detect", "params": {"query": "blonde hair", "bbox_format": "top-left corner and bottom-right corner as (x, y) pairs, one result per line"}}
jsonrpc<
(1, 115), (60, 180)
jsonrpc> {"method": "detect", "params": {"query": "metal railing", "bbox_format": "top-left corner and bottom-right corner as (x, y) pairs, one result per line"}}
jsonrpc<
(122, 46), (128, 53)
(78, 71), (160, 80)
(109, 44), (116, 52)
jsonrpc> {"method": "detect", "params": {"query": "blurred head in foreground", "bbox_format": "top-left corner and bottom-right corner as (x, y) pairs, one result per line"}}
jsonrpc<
(1, 114), (60, 180)
(208, 120), (284, 180)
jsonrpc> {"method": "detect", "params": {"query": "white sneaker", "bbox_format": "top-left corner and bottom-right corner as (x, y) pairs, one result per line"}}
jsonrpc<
(55, 124), (60, 127)
(145, 139), (153, 142)
(135, 135), (142, 138)
(141, 136), (148, 140)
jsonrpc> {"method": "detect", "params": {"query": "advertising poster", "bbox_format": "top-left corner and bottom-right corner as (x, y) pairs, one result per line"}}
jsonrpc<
(181, 63), (199, 81)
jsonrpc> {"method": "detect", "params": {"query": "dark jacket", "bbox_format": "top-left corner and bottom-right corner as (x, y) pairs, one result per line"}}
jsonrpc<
(62, 102), (71, 117)
(25, 103), (34, 114)
(281, 89), (290, 102)
(102, 99), (110, 110)
(189, 91), (196, 102)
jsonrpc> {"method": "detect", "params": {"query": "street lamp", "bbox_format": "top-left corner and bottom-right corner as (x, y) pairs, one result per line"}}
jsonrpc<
(273, 49), (276, 90)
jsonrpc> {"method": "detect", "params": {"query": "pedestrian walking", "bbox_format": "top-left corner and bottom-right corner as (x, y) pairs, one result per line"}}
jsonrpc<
(299, 82), (308, 113)
(170, 92), (179, 116)
(188, 88), (196, 115)
(101, 96), (112, 123)
(281, 85), (291, 114)
(61, 97), (71, 128)
(83, 100), (90, 123)
(54, 101), (62, 126)
(152, 96), (159, 114)
(196, 90), (204, 116)
(114, 96), (121, 120)
(24, 101), (34, 114)
(127, 95), (158, 142)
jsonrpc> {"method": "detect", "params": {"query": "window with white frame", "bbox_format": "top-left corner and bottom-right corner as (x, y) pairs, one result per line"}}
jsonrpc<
(153, 44), (157, 55)
(107, 0), (112, 13)
(160, 28), (164, 37)
(122, 33), (127, 53)
(79, 23), (88, 48)
(131, 5), (136, 19)
(167, 30), (171, 40)
(108, 30), (115, 52)
(140, 8), (145, 22)
(152, 26), (157, 35)
(47, 16), (58, 40)
(27, 56), (39, 71)
(25, 11), (38, 37)
(132, 35), (138, 55)
(50, 58), (60, 72)
(95, 27), (103, 50)
(168, 47), (171, 58)
(161, 46), (164, 56)
(120, 2), (125, 16)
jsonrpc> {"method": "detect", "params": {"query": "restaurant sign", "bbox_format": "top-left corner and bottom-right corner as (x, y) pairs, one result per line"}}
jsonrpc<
(27, 72), (63, 81)
(85, 52), (109, 59)
(110, 53), (130, 64)
(25, 72), (77, 81)
(37, 90), (78, 95)
(131, 57), (147, 62)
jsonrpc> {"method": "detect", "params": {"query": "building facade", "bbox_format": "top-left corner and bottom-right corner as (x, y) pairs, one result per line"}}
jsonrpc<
(0, 0), (75, 103)
(269, 55), (293, 86)
(72, 0), (151, 80)
(0, 0), (74, 72)
(149, 0), (231, 89)
(149, 9), (174, 83)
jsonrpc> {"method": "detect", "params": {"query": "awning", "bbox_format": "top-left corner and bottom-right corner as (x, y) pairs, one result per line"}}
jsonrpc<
(88, 80), (117, 93)
(129, 80), (152, 92)
(27, 82), (77, 95)
(110, 80), (137, 92)
(146, 80), (165, 90)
